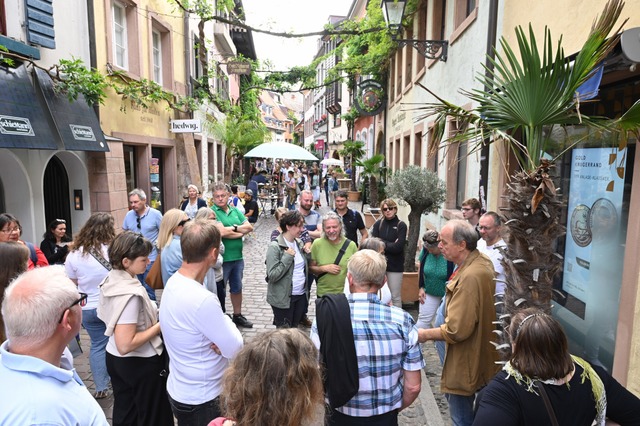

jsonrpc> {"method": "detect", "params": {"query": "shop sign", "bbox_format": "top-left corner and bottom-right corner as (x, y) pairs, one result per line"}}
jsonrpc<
(170, 119), (201, 133)
(69, 124), (96, 141)
(0, 115), (35, 136)
(227, 61), (251, 75)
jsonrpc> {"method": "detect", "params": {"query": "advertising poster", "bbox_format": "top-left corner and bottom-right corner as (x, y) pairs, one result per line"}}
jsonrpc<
(562, 147), (625, 302)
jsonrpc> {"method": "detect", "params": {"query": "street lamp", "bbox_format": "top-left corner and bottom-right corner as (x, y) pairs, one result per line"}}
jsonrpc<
(381, 0), (448, 62)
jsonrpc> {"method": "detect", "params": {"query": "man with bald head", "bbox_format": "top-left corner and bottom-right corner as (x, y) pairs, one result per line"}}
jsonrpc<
(417, 219), (498, 426)
(0, 266), (108, 425)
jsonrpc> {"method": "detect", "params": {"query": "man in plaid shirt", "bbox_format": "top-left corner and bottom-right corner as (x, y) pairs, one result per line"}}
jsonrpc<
(311, 249), (424, 425)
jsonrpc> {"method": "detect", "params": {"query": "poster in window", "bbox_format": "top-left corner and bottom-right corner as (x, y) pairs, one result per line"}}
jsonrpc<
(562, 147), (625, 302)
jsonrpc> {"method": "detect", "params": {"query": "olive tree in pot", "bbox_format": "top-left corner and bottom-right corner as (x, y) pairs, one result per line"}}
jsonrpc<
(386, 165), (446, 272)
(339, 140), (366, 192)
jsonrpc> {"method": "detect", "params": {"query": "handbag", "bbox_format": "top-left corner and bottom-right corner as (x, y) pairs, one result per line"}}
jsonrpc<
(145, 254), (164, 289)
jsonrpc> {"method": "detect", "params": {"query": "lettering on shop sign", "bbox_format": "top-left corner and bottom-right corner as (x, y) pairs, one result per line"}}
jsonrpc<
(69, 124), (96, 141)
(0, 115), (35, 136)
(128, 101), (161, 116)
(391, 111), (406, 128)
(169, 119), (202, 133)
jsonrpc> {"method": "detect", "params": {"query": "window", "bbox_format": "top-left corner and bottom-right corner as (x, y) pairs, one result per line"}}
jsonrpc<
(112, 2), (128, 69)
(432, 0), (447, 40)
(152, 29), (162, 84)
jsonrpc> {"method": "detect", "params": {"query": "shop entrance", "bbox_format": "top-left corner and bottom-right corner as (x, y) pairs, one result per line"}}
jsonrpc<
(43, 155), (72, 234)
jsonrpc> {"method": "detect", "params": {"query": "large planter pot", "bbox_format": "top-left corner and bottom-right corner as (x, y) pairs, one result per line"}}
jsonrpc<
(401, 271), (419, 304)
(347, 190), (361, 201)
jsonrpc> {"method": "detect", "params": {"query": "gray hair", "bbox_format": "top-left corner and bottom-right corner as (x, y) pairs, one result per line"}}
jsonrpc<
(347, 250), (387, 289)
(128, 188), (147, 201)
(2, 266), (79, 348)
(359, 237), (385, 252)
(321, 211), (344, 239)
(212, 181), (229, 193)
(448, 219), (478, 251)
(481, 211), (503, 226)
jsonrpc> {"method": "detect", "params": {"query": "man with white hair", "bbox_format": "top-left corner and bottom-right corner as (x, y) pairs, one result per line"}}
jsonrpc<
(0, 267), (108, 425)
(312, 250), (424, 424)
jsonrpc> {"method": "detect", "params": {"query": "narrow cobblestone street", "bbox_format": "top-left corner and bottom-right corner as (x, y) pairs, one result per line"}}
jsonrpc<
(75, 201), (450, 425)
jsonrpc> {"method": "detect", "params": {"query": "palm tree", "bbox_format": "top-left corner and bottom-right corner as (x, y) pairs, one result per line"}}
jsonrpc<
(356, 154), (385, 207)
(414, 0), (640, 358)
(210, 113), (268, 183)
(339, 140), (366, 191)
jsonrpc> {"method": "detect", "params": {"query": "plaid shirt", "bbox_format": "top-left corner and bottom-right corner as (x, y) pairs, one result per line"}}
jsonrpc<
(311, 293), (425, 417)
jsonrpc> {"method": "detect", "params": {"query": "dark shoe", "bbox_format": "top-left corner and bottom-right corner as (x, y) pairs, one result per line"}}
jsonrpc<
(232, 314), (253, 328)
(300, 315), (313, 328)
(94, 389), (110, 400)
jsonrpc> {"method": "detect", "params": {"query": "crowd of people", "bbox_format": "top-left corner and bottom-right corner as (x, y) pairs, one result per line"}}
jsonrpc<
(2, 176), (640, 426)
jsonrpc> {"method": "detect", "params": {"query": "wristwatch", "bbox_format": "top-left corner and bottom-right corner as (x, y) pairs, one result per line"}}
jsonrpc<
(233, 224), (238, 232)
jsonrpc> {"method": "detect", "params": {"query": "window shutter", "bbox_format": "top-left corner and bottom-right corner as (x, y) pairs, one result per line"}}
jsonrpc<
(25, 0), (55, 49)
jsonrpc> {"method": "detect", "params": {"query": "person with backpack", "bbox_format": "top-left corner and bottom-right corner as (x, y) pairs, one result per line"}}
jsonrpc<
(334, 190), (368, 246)
(0, 213), (48, 269)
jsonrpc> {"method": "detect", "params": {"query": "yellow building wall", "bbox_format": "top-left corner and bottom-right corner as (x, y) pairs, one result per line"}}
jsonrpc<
(502, 0), (640, 55)
(501, 0), (640, 393)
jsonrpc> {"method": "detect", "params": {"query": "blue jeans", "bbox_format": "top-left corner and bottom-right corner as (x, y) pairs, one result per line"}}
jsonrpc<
(222, 259), (244, 294)
(445, 393), (475, 426)
(82, 308), (110, 392)
(136, 260), (157, 301)
(434, 295), (446, 364)
(168, 394), (221, 426)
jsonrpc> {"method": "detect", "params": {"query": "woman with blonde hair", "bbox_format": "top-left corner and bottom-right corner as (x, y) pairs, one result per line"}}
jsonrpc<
(158, 208), (190, 285)
(0, 242), (29, 343)
(180, 184), (207, 219)
(98, 231), (173, 425)
(64, 212), (116, 399)
(209, 328), (324, 426)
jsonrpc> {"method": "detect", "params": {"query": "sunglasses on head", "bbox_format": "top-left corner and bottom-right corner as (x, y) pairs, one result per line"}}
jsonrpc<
(178, 218), (190, 227)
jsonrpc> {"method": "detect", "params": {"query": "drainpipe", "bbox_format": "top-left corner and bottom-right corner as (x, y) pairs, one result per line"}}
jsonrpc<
(86, 0), (99, 119)
(479, 0), (499, 211)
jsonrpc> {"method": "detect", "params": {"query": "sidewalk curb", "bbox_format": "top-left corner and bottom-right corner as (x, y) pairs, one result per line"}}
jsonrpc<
(420, 369), (445, 426)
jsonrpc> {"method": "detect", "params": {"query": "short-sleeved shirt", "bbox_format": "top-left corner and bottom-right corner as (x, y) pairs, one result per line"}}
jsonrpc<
(311, 237), (357, 296)
(310, 293), (425, 417)
(122, 206), (163, 261)
(244, 199), (259, 223)
(212, 204), (247, 262)
(0, 343), (108, 425)
(302, 209), (321, 232)
(336, 208), (366, 245)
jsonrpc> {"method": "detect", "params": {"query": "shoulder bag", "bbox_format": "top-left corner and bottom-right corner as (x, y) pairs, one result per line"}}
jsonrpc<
(145, 253), (164, 289)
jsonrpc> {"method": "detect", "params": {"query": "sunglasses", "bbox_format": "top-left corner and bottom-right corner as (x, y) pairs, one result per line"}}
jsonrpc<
(178, 218), (190, 227)
(58, 293), (88, 323)
(136, 216), (142, 229)
(381, 207), (396, 212)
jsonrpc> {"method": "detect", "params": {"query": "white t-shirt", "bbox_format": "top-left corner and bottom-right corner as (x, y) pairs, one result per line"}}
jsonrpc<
(343, 280), (392, 306)
(106, 297), (158, 358)
(64, 245), (110, 310)
(477, 239), (507, 294)
(285, 240), (306, 295)
(160, 272), (243, 404)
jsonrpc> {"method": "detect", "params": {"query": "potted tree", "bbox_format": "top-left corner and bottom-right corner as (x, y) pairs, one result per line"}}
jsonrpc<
(357, 154), (386, 227)
(386, 166), (446, 302)
(339, 140), (366, 200)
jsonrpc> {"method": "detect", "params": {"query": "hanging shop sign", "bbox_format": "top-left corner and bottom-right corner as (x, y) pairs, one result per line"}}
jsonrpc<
(170, 119), (201, 133)
(227, 61), (252, 75)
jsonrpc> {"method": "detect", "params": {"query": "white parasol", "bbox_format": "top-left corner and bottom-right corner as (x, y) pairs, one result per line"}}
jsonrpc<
(320, 158), (343, 166)
(244, 142), (319, 161)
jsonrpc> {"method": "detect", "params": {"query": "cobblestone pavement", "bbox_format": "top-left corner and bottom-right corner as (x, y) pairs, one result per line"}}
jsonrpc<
(75, 200), (451, 425)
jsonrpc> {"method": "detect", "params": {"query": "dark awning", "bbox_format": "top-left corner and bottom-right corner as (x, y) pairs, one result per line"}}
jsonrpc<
(34, 68), (109, 152)
(0, 65), (57, 149)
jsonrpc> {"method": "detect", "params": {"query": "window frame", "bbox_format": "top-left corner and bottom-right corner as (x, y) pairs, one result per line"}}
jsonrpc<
(112, 1), (128, 70)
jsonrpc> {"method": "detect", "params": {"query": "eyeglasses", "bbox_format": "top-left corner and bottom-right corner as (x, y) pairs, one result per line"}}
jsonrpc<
(178, 218), (190, 227)
(1, 227), (20, 234)
(381, 207), (395, 212)
(58, 293), (88, 323)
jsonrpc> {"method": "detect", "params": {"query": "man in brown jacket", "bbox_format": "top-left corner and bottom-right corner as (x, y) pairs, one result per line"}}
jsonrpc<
(418, 219), (499, 426)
